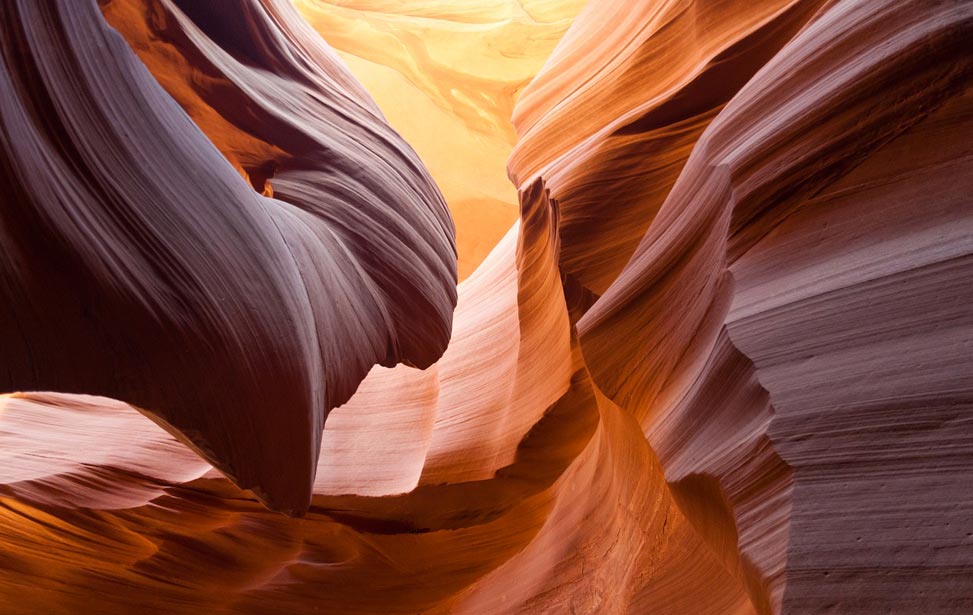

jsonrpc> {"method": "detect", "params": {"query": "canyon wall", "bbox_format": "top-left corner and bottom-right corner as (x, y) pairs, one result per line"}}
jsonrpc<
(0, 0), (970, 613)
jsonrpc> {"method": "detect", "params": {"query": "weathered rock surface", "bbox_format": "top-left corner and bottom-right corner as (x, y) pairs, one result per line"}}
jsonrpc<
(293, 0), (586, 279)
(0, 0), (970, 613)
(0, 0), (457, 514)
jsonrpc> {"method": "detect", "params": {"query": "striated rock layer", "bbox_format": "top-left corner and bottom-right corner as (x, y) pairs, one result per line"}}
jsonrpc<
(292, 0), (586, 279)
(571, 1), (973, 611)
(1, 0), (971, 613)
(0, 0), (457, 514)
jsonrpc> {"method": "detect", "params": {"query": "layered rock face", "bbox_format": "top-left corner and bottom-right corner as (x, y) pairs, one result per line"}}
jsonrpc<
(292, 0), (586, 278)
(0, 0), (970, 614)
(0, 0), (457, 515)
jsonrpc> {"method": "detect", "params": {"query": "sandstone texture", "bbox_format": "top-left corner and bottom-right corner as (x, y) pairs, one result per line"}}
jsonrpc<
(0, 0), (970, 613)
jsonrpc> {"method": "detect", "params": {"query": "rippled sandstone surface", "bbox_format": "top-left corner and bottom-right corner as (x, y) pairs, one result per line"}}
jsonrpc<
(1, 0), (971, 613)
(293, 0), (587, 279)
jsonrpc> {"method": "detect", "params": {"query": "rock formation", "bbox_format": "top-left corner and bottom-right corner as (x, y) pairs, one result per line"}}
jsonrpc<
(292, 0), (587, 278)
(0, 0), (970, 613)
(0, 0), (457, 515)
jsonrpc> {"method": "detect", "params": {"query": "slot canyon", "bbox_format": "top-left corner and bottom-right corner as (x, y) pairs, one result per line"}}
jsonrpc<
(0, 0), (971, 613)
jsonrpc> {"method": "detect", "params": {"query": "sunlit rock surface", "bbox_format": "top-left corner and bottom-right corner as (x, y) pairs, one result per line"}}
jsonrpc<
(0, 0), (970, 613)
(294, 0), (586, 279)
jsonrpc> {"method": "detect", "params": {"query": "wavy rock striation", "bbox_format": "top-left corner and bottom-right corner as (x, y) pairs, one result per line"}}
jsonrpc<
(573, 0), (973, 612)
(292, 0), (586, 279)
(0, 0), (970, 613)
(0, 0), (456, 514)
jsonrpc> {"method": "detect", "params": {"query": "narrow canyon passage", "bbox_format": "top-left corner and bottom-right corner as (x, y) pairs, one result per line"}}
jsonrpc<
(0, 1), (971, 614)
